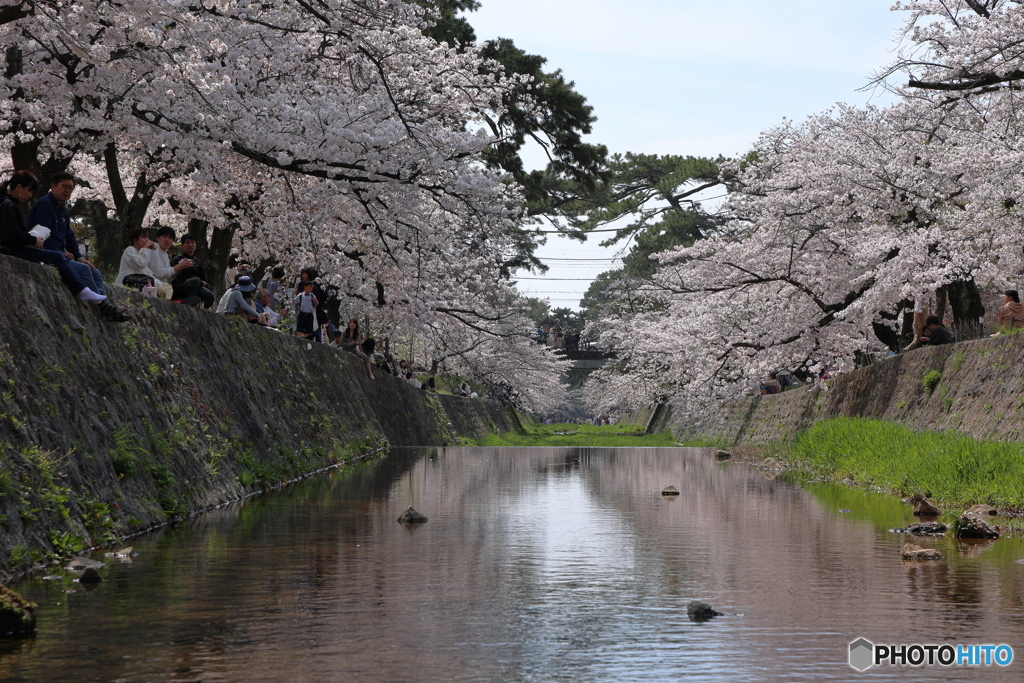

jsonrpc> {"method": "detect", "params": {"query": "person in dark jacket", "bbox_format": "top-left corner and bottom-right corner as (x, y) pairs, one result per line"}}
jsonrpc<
(0, 171), (128, 321)
(169, 233), (215, 308)
(906, 315), (955, 350)
(30, 172), (107, 297)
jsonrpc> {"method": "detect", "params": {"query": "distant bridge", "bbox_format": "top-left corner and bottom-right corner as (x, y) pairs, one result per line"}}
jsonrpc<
(557, 348), (617, 369)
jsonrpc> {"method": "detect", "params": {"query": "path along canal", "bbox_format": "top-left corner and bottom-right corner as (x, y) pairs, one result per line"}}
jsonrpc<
(2, 447), (1022, 681)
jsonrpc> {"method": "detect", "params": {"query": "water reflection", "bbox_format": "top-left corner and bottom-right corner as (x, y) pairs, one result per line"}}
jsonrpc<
(3, 447), (1024, 682)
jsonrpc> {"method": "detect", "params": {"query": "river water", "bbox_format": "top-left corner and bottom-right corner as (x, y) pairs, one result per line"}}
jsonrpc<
(2, 447), (1023, 682)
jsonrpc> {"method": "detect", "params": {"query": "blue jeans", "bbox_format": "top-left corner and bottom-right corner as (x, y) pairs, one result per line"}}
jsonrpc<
(69, 260), (106, 295)
(10, 247), (87, 295)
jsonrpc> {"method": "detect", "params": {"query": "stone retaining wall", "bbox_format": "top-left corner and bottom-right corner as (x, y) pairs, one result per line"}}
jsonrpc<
(0, 255), (521, 579)
(668, 332), (1024, 446)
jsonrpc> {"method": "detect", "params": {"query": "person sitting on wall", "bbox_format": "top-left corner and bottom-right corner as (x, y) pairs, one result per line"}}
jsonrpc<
(459, 381), (470, 396)
(149, 226), (191, 300)
(0, 170), (129, 321)
(31, 172), (108, 300)
(114, 228), (164, 294)
(341, 318), (374, 380)
(253, 288), (281, 326)
(217, 274), (265, 323)
(906, 315), (954, 350)
(759, 372), (782, 395)
(405, 371), (421, 389)
(169, 233), (215, 308)
(995, 290), (1024, 333)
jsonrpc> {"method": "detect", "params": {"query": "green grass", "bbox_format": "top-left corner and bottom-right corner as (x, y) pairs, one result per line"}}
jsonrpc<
(781, 417), (1024, 507)
(462, 422), (678, 447)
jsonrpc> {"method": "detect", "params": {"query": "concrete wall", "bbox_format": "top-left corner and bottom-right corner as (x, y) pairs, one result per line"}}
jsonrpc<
(0, 256), (521, 579)
(671, 332), (1024, 446)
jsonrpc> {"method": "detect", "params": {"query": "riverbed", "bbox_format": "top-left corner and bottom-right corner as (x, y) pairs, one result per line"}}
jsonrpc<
(2, 447), (1022, 681)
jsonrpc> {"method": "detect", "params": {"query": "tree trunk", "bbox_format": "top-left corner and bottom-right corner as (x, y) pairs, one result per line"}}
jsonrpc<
(943, 279), (986, 341)
(934, 287), (948, 323)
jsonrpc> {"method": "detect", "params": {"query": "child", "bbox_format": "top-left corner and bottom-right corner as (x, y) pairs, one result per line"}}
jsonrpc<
(294, 281), (318, 339)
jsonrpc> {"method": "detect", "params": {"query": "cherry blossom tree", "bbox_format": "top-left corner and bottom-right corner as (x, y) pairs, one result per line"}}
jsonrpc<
(584, 0), (1024, 418)
(0, 0), (569, 404)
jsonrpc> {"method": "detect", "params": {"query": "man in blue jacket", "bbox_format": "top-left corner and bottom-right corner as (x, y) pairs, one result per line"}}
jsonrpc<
(30, 172), (107, 297)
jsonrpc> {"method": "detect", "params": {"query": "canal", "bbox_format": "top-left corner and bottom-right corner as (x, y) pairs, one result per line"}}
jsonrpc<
(2, 447), (1022, 681)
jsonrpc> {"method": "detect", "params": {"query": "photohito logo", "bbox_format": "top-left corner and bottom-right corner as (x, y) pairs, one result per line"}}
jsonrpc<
(849, 638), (1013, 672)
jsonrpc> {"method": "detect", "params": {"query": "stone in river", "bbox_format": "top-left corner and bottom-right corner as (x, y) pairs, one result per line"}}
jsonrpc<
(0, 584), (36, 638)
(905, 522), (947, 536)
(78, 568), (103, 584)
(715, 450), (732, 461)
(661, 486), (680, 496)
(901, 543), (943, 561)
(687, 601), (723, 621)
(397, 507), (428, 524)
(966, 504), (998, 517)
(67, 557), (104, 572)
(955, 511), (1000, 539)
(913, 498), (941, 516)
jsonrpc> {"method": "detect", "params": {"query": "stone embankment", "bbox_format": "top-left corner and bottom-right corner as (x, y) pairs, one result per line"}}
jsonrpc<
(0, 255), (521, 580)
(653, 332), (1024, 445)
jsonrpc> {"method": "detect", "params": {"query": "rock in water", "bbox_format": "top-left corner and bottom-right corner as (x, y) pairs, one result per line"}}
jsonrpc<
(0, 584), (36, 638)
(966, 504), (998, 517)
(905, 522), (947, 536)
(955, 511), (1000, 539)
(901, 543), (943, 560)
(397, 507), (428, 524)
(78, 568), (103, 584)
(67, 556), (104, 572)
(687, 601), (723, 622)
(913, 499), (941, 516)
(715, 450), (732, 461)
(661, 486), (680, 496)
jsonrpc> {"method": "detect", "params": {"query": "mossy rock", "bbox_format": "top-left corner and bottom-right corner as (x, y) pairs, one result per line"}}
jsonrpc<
(0, 584), (36, 638)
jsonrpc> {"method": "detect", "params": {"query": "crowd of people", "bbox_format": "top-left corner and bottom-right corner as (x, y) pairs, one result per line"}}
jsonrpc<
(0, 170), (501, 398)
(755, 297), (1019, 395)
(0, 171), (129, 321)
(534, 325), (586, 351)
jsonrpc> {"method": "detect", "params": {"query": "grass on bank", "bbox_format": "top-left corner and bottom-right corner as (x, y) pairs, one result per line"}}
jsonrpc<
(780, 417), (1024, 508)
(463, 422), (679, 448)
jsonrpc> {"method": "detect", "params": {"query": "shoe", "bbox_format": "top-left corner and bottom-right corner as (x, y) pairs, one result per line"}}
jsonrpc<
(95, 300), (132, 323)
(76, 287), (107, 302)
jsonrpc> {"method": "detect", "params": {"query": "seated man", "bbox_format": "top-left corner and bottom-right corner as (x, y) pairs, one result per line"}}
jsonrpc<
(253, 288), (280, 326)
(114, 228), (164, 293)
(907, 315), (954, 350)
(996, 290), (1024, 332)
(0, 170), (129, 321)
(31, 172), (108, 298)
(149, 226), (190, 300)
(169, 233), (215, 308)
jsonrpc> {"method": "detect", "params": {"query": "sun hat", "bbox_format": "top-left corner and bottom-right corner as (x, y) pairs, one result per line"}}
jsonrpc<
(235, 275), (256, 292)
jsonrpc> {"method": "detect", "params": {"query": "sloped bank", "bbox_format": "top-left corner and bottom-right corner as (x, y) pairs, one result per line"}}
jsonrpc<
(0, 255), (521, 580)
(664, 332), (1024, 446)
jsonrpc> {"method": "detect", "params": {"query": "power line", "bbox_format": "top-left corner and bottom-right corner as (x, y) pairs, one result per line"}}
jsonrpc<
(543, 257), (621, 262)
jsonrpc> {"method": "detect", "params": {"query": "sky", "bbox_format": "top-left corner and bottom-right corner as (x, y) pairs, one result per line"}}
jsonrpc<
(467, 1), (909, 310)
